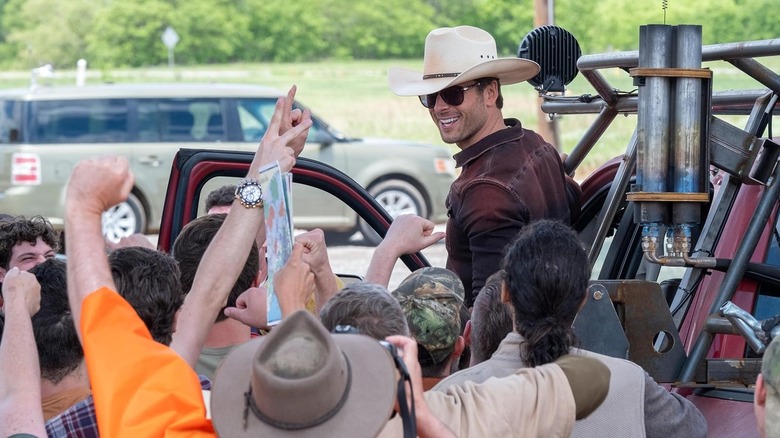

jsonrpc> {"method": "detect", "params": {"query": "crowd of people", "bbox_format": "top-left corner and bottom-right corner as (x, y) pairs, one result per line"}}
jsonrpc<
(0, 23), (765, 438)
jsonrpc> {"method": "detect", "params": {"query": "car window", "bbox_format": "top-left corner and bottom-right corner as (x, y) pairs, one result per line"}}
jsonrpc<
(237, 98), (325, 143)
(138, 98), (224, 142)
(30, 99), (129, 143)
(0, 99), (20, 143)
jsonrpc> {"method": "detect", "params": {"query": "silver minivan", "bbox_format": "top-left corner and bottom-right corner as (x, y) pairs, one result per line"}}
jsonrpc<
(0, 83), (455, 244)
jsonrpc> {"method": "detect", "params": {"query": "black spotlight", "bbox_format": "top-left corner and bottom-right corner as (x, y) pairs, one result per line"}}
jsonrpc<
(518, 25), (582, 92)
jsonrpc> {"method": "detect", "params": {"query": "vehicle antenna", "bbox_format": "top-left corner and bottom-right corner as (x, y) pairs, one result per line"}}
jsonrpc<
(661, 0), (668, 24)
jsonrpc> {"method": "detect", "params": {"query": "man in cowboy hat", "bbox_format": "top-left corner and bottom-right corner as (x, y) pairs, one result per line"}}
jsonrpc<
(389, 25), (578, 306)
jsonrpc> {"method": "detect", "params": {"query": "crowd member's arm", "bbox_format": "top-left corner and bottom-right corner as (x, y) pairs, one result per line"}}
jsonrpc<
(295, 229), (339, 311)
(383, 335), (610, 437)
(365, 215), (445, 287)
(170, 90), (311, 367)
(65, 156), (134, 330)
(642, 372), (707, 437)
(223, 244), (315, 327)
(385, 335), (456, 438)
(66, 158), (214, 437)
(275, 242), (315, 316)
(0, 268), (44, 438)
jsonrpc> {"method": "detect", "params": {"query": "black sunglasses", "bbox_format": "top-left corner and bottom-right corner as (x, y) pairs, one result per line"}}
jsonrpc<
(419, 81), (482, 109)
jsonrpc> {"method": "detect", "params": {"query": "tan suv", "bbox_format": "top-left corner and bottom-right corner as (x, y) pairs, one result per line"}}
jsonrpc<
(0, 83), (455, 244)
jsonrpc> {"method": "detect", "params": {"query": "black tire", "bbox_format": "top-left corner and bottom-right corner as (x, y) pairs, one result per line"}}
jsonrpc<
(359, 179), (428, 246)
(102, 192), (147, 243)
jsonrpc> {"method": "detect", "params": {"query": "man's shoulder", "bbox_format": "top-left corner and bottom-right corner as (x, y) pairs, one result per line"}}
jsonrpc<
(434, 355), (522, 391)
(573, 349), (647, 390)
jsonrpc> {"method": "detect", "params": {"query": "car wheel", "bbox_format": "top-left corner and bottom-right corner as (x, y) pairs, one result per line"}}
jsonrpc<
(359, 179), (428, 246)
(102, 192), (147, 243)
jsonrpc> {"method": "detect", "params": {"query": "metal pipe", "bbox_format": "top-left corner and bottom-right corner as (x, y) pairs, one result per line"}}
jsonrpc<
(541, 89), (770, 116)
(580, 69), (618, 106)
(705, 315), (742, 336)
(679, 161), (780, 382)
(672, 26), (704, 226)
(727, 58), (780, 96)
(587, 130), (637, 268)
(563, 106), (618, 176)
(577, 38), (780, 71)
(636, 24), (673, 225)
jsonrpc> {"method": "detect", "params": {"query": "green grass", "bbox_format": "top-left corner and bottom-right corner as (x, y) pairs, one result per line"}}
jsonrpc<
(2, 56), (777, 177)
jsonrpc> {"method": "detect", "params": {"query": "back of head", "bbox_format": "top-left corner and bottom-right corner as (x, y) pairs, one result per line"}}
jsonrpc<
(470, 270), (512, 365)
(29, 258), (83, 383)
(109, 246), (183, 345)
(391, 267), (464, 375)
(0, 215), (60, 269)
(172, 213), (259, 323)
(205, 184), (236, 213)
(501, 220), (589, 367)
(320, 282), (409, 339)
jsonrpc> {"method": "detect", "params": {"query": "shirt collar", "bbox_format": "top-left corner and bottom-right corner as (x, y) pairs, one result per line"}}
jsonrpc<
(452, 118), (523, 168)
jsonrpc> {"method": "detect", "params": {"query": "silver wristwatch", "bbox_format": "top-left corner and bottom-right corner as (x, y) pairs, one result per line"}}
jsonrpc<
(234, 178), (264, 208)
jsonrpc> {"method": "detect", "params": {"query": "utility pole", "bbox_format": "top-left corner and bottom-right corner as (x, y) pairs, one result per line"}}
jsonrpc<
(534, 0), (560, 150)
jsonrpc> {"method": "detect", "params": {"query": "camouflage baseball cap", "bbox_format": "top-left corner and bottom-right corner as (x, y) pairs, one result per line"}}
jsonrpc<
(763, 335), (780, 437)
(391, 267), (464, 366)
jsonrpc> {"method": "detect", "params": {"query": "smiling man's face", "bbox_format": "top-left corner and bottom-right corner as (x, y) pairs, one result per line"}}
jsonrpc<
(0, 237), (56, 280)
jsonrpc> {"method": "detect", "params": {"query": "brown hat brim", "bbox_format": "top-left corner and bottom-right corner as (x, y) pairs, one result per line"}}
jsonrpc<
(388, 58), (540, 96)
(211, 334), (397, 437)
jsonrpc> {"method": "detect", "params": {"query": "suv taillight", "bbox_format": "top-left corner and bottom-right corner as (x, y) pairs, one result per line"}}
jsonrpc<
(12, 153), (41, 185)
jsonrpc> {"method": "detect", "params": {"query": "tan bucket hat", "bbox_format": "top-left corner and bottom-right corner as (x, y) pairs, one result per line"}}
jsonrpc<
(388, 25), (540, 96)
(211, 310), (397, 437)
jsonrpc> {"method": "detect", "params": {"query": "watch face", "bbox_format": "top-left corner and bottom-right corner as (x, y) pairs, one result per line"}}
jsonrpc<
(242, 184), (262, 203)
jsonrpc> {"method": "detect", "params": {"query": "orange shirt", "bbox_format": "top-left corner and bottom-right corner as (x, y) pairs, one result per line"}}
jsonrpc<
(81, 287), (215, 437)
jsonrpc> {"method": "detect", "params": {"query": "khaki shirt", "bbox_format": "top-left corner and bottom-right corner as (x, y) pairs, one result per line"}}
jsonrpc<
(379, 363), (575, 437)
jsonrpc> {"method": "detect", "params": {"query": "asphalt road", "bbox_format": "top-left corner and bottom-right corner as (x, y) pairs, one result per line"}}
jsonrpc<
(326, 233), (448, 291)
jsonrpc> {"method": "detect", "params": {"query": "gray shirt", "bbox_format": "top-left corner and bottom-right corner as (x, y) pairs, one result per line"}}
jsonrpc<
(434, 332), (707, 438)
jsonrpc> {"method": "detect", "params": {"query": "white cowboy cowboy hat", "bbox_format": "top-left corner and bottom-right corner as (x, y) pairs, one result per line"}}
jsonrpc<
(388, 25), (540, 97)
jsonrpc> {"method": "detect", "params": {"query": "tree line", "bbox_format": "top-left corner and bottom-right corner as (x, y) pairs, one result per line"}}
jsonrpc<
(0, 0), (777, 70)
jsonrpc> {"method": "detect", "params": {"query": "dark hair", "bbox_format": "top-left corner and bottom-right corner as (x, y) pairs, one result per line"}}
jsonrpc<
(470, 270), (512, 365)
(477, 77), (503, 109)
(109, 246), (184, 345)
(172, 213), (259, 323)
(0, 216), (60, 269)
(500, 220), (588, 367)
(205, 184), (236, 212)
(419, 344), (453, 378)
(29, 258), (83, 384)
(320, 282), (410, 339)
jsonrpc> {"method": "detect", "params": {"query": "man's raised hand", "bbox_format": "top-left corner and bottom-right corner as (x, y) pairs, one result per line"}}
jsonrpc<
(66, 156), (134, 217)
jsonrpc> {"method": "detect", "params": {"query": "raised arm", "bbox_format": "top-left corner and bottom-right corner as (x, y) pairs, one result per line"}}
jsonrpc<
(170, 89), (312, 367)
(0, 268), (45, 437)
(365, 215), (445, 287)
(65, 156), (135, 334)
(295, 229), (339, 311)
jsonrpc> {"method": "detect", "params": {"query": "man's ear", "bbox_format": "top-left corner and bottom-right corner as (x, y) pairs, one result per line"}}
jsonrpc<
(463, 319), (472, 347)
(579, 292), (589, 312)
(756, 373), (767, 407)
(483, 80), (499, 107)
(172, 309), (181, 334)
(500, 281), (511, 304)
(452, 335), (466, 360)
(251, 271), (263, 288)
